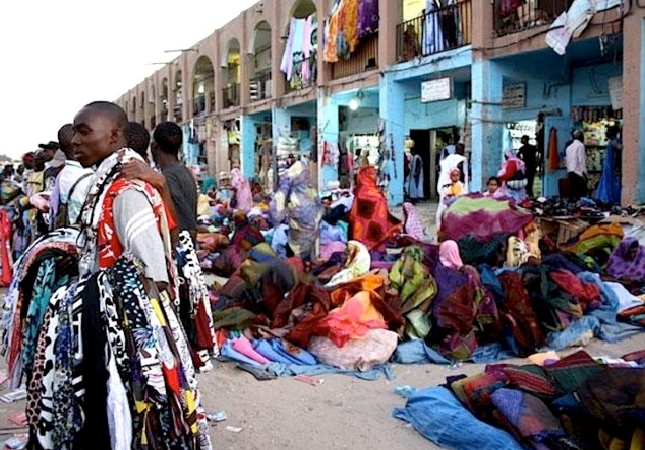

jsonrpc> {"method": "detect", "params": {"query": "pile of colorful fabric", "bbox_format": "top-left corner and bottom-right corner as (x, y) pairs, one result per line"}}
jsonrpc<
(207, 193), (645, 380)
(394, 350), (645, 450)
(0, 228), (218, 449)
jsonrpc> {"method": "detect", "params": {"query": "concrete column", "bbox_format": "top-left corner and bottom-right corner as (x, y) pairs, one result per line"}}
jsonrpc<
(470, 58), (503, 192)
(181, 54), (190, 123)
(379, 76), (405, 206)
(272, 0), (285, 98)
(378, 0), (401, 68)
(317, 0), (332, 86)
(240, 13), (251, 107)
(622, 13), (645, 204)
(317, 91), (339, 191)
(241, 115), (256, 179)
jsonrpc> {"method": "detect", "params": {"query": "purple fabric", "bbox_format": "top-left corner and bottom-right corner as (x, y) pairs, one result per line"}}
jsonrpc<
(357, 0), (378, 39)
(607, 237), (645, 282)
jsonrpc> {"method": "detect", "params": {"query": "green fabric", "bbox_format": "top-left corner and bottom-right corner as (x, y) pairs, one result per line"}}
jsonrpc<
(213, 307), (257, 330)
(447, 196), (521, 216)
(389, 246), (437, 339)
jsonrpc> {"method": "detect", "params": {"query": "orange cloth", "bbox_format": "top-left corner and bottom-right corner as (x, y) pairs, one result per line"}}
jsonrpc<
(548, 128), (559, 171)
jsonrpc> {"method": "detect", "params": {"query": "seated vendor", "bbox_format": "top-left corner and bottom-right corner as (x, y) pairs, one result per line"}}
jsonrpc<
(216, 171), (234, 204)
(607, 237), (645, 283)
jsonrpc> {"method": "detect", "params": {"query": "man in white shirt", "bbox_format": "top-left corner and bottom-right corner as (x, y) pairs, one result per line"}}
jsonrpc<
(48, 124), (94, 229)
(565, 129), (588, 201)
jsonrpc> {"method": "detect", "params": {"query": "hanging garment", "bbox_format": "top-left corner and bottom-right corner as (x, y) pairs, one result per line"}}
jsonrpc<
(408, 154), (425, 200)
(357, 0), (378, 39)
(423, 0), (445, 55)
(0, 209), (12, 286)
(595, 137), (622, 204)
(547, 127), (560, 171)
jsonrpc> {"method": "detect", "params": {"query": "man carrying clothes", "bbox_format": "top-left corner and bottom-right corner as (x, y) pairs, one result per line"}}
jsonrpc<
(72, 101), (210, 448)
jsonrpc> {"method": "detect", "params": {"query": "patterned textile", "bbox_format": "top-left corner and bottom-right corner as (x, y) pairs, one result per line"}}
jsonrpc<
(440, 194), (533, 243)
(230, 168), (253, 211)
(0, 229), (79, 389)
(403, 202), (425, 241)
(175, 230), (218, 359)
(389, 246), (437, 339)
(269, 161), (321, 260)
(325, 240), (371, 287)
(349, 166), (401, 251)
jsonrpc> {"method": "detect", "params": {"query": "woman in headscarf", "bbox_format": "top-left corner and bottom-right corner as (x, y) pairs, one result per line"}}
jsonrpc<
(497, 148), (528, 203)
(270, 159), (321, 261)
(403, 202), (425, 241)
(349, 165), (401, 251)
(230, 167), (253, 211)
(607, 237), (645, 283)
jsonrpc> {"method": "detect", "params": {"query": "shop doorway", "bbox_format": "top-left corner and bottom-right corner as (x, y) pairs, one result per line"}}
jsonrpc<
(503, 120), (543, 197)
(409, 127), (458, 201)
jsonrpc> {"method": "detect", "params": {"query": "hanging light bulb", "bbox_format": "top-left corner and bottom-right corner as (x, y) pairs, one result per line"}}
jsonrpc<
(348, 98), (359, 111)
(197, 83), (205, 94)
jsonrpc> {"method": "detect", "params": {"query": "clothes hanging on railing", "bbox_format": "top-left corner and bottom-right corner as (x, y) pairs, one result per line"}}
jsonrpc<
(323, 0), (379, 63)
(280, 14), (317, 87)
(423, 0), (445, 55)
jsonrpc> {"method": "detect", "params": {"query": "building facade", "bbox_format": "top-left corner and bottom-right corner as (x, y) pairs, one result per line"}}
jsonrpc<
(116, 0), (645, 206)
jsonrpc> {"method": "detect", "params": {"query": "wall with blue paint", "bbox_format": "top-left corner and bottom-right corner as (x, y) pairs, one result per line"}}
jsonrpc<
(240, 116), (256, 179)
(379, 78), (406, 205)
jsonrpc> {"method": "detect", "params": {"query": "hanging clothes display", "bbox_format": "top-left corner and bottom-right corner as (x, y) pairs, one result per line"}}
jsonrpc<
(323, 0), (379, 62)
(423, 0), (444, 55)
(3, 253), (212, 450)
(281, 14), (317, 88)
(547, 127), (560, 171)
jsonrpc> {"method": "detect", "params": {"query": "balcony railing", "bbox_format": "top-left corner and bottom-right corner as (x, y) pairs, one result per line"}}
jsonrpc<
(250, 71), (272, 101)
(222, 83), (240, 109)
(493, 0), (573, 37)
(396, 0), (472, 63)
(286, 54), (317, 92)
(331, 33), (379, 80)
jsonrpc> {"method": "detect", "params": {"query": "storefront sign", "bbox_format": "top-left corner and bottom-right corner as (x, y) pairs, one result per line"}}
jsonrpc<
(421, 78), (452, 103)
(503, 83), (526, 109)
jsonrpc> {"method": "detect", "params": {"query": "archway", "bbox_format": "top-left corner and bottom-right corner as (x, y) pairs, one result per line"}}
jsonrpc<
(283, 0), (317, 91)
(250, 21), (272, 101)
(174, 70), (183, 122)
(193, 56), (215, 116)
(160, 78), (169, 121)
(222, 38), (240, 108)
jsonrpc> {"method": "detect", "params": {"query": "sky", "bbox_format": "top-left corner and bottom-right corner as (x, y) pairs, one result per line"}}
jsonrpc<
(0, 0), (258, 160)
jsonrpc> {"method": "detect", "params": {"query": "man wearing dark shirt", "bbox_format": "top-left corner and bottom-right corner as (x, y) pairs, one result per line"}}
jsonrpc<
(517, 135), (539, 197)
(150, 122), (198, 241)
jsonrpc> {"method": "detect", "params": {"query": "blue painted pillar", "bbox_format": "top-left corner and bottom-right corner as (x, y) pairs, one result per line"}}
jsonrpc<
(318, 92), (340, 191)
(636, 19), (645, 202)
(471, 59), (504, 192)
(240, 115), (255, 179)
(380, 76), (405, 206)
(271, 107), (291, 142)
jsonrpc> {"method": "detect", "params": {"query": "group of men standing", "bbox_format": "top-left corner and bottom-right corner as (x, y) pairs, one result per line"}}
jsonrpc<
(2, 102), (198, 272)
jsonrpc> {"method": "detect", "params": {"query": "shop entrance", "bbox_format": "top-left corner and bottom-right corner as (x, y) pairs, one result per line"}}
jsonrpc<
(409, 127), (458, 201)
(503, 119), (543, 197)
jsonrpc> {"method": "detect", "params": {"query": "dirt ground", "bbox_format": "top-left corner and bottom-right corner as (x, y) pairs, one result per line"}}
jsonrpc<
(204, 334), (644, 450)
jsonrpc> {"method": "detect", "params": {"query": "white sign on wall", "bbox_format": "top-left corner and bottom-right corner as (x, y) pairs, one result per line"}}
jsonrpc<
(608, 76), (623, 111)
(421, 78), (452, 103)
